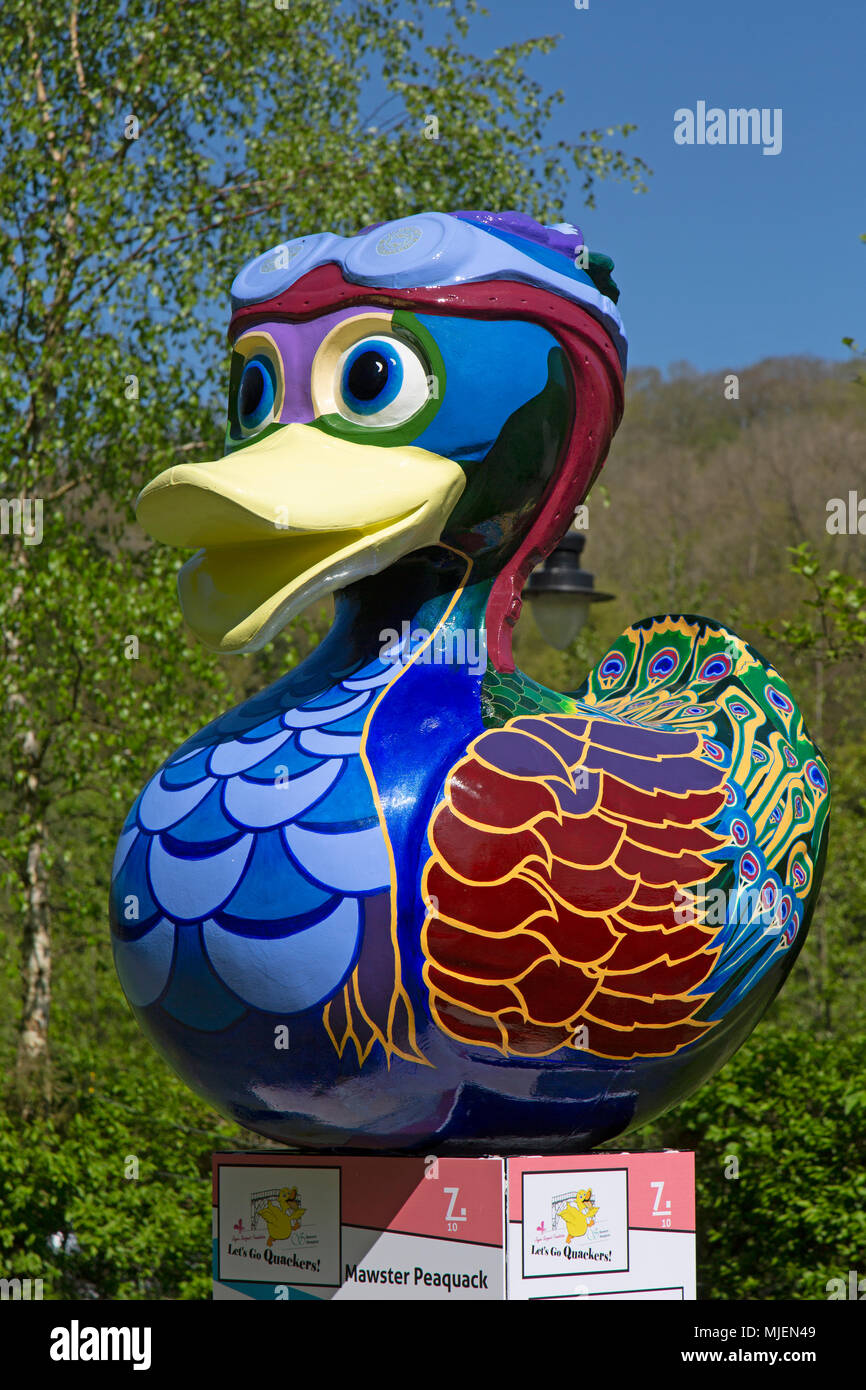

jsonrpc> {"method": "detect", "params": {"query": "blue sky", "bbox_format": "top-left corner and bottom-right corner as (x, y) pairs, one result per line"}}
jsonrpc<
(422, 0), (865, 373)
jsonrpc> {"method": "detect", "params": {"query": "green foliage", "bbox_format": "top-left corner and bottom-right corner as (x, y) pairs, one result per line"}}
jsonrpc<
(767, 542), (866, 662)
(617, 1031), (866, 1300)
(0, 1038), (253, 1300)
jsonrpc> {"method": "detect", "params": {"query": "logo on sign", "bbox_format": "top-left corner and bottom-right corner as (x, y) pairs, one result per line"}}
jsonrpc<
(219, 1165), (341, 1287)
(522, 1168), (629, 1279)
(534, 1187), (608, 1249)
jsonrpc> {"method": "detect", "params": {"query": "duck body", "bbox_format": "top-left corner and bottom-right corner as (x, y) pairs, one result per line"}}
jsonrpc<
(111, 211), (829, 1152)
(111, 577), (828, 1152)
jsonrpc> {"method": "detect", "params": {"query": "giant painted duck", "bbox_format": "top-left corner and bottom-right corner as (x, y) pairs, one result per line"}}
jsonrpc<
(111, 211), (829, 1152)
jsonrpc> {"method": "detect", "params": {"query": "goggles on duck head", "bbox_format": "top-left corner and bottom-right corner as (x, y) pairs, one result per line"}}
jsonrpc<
(229, 211), (627, 373)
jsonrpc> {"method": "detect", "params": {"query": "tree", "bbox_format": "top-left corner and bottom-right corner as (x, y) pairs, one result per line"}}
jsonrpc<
(763, 542), (866, 748)
(0, 0), (649, 1105)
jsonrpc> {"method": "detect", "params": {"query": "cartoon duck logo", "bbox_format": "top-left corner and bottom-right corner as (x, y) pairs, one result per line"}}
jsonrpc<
(257, 1186), (306, 1247)
(558, 1189), (599, 1244)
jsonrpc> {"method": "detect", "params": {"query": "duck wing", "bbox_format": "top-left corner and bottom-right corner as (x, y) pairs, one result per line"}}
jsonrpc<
(422, 617), (829, 1060)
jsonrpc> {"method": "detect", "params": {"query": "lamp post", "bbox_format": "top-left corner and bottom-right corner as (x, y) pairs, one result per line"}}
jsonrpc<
(523, 532), (614, 650)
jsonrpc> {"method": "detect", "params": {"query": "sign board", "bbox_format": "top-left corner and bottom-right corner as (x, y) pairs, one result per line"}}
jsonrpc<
(213, 1150), (694, 1301)
(506, 1151), (696, 1300)
(213, 1153), (505, 1300)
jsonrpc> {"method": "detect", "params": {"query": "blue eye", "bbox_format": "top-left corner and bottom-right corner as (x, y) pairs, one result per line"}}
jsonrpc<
(341, 339), (403, 415)
(238, 354), (277, 432)
(330, 334), (431, 427)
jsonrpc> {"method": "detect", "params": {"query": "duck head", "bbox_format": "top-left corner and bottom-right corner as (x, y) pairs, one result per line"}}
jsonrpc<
(137, 211), (626, 670)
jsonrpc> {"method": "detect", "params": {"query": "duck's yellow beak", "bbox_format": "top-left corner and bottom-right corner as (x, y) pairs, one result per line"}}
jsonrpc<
(135, 423), (466, 652)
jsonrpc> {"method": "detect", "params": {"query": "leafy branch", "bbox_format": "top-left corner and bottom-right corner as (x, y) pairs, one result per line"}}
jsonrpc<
(764, 542), (866, 664)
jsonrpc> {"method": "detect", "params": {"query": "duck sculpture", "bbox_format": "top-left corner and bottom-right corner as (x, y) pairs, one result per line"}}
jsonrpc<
(111, 210), (829, 1153)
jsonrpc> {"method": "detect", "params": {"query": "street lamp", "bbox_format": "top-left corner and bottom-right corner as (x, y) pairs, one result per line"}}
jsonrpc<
(523, 532), (614, 650)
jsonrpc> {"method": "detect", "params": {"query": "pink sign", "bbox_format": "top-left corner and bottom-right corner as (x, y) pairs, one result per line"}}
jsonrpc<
(507, 1151), (696, 1300)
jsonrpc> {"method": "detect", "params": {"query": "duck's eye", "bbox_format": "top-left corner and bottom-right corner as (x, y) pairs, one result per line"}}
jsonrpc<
(335, 335), (429, 426)
(345, 347), (395, 407)
(237, 354), (277, 433)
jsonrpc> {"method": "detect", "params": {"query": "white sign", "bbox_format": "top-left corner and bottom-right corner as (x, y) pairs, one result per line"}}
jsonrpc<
(218, 1164), (341, 1288)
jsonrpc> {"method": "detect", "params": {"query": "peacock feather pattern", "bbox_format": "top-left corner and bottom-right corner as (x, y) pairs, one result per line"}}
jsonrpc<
(423, 618), (828, 1061)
